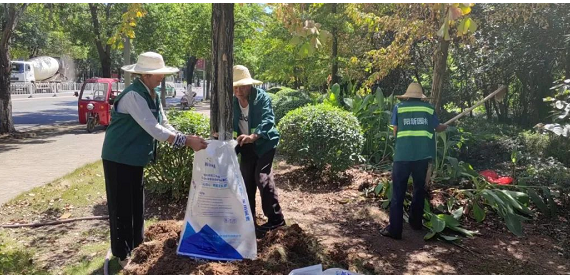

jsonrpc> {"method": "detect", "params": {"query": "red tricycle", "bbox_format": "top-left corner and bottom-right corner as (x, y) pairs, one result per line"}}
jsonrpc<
(76, 78), (121, 133)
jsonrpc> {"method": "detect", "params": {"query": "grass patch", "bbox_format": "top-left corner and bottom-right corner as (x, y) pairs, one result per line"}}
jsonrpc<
(3, 161), (106, 221)
(0, 233), (47, 275)
(0, 160), (182, 275)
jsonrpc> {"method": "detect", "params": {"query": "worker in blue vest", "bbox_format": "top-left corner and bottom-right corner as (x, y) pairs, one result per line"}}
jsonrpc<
(101, 52), (208, 266)
(380, 83), (447, 240)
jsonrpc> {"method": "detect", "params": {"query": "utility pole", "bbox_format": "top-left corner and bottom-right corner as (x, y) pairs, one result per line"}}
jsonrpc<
(210, 3), (234, 140)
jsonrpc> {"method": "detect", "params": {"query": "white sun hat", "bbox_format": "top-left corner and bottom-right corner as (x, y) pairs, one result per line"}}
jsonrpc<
(121, 52), (179, 75)
(233, 65), (262, 87)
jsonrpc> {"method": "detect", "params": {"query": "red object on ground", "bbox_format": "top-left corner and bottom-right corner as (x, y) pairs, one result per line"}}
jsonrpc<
(479, 170), (513, 185)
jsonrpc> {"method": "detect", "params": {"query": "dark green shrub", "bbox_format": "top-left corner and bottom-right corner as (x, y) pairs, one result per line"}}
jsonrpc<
(273, 96), (313, 125)
(519, 131), (570, 166)
(266, 86), (285, 94)
(277, 104), (364, 174)
(518, 157), (570, 188)
(145, 110), (209, 200)
(272, 88), (313, 124)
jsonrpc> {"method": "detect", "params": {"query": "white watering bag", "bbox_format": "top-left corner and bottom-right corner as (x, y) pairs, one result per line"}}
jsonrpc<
(177, 140), (257, 260)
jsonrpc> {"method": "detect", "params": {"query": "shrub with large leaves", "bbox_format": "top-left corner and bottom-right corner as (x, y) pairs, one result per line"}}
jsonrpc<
(145, 110), (209, 200)
(277, 104), (364, 174)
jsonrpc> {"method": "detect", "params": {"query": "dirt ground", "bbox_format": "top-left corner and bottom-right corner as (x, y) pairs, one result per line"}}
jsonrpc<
(126, 160), (570, 275)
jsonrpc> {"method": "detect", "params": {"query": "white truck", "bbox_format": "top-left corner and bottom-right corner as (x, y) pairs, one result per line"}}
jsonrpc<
(10, 56), (68, 94)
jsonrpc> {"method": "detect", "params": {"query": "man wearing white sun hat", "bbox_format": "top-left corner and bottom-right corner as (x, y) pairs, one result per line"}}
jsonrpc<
(101, 52), (207, 266)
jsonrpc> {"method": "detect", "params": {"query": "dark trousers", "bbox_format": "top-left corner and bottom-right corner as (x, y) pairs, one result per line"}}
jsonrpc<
(388, 159), (430, 237)
(237, 144), (284, 224)
(102, 159), (145, 260)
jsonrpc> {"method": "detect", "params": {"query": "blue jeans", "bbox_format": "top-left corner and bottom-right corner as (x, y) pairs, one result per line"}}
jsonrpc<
(388, 159), (430, 237)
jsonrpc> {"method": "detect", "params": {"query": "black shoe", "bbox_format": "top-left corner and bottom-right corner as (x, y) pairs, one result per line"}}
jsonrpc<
(380, 227), (401, 240)
(258, 220), (286, 231)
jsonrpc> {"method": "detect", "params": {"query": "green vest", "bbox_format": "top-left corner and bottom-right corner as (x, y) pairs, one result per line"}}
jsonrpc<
(393, 100), (436, 162)
(232, 87), (280, 156)
(101, 78), (162, 167)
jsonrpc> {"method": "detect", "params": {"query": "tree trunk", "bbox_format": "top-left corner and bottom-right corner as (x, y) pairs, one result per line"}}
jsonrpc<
(0, 3), (28, 134)
(430, 38), (450, 115)
(89, 4), (112, 78)
(160, 78), (166, 108)
(330, 3), (339, 85)
(210, 3), (234, 140)
(185, 56), (198, 87)
(123, 36), (131, 86)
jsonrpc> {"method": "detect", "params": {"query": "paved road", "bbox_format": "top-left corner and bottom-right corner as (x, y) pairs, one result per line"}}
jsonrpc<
(0, 92), (210, 206)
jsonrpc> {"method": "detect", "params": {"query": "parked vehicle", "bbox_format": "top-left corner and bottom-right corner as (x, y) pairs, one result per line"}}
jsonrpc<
(10, 56), (68, 94)
(76, 78), (120, 133)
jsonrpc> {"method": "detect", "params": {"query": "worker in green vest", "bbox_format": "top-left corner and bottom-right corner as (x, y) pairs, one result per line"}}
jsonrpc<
(380, 83), (447, 240)
(101, 52), (207, 267)
(232, 65), (285, 237)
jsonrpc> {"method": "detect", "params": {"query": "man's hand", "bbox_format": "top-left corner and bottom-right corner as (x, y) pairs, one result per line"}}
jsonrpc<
(236, 134), (259, 146)
(435, 124), (448, 132)
(185, 135), (208, 151)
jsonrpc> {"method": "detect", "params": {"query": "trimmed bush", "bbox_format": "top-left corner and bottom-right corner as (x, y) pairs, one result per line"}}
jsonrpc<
(272, 88), (313, 124)
(273, 96), (313, 125)
(277, 104), (364, 174)
(145, 110), (209, 200)
(266, 86), (285, 94)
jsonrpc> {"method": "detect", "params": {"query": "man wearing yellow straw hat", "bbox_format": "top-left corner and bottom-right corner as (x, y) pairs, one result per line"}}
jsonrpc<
(232, 65), (285, 237)
(101, 52), (208, 266)
(380, 83), (447, 240)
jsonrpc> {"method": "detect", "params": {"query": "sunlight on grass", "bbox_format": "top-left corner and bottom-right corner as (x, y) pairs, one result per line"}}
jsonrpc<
(0, 233), (47, 275)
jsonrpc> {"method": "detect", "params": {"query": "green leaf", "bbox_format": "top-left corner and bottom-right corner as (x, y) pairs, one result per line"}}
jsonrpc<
(431, 214), (446, 233)
(447, 225), (476, 237)
(496, 190), (533, 216)
(375, 87), (385, 109)
(452, 207), (463, 220)
(373, 182), (384, 196)
(468, 18), (478, 33)
(543, 188), (557, 217)
(441, 214), (460, 228)
(289, 36), (300, 46)
(472, 202), (486, 222)
(439, 234), (459, 242)
(527, 189), (548, 214)
(457, 18), (467, 36)
(424, 231), (436, 240)
(504, 213), (524, 237)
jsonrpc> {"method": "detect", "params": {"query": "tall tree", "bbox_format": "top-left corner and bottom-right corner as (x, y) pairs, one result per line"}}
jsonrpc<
(0, 3), (28, 134)
(210, 3), (234, 140)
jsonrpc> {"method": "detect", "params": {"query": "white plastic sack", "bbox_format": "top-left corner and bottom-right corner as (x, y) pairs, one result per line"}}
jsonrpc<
(289, 264), (359, 275)
(177, 140), (257, 260)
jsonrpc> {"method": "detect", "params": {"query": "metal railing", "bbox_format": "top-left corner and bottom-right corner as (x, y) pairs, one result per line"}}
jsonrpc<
(10, 81), (189, 95)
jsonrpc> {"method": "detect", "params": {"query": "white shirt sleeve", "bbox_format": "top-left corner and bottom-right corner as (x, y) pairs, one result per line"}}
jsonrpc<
(115, 91), (175, 142)
(159, 102), (177, 132)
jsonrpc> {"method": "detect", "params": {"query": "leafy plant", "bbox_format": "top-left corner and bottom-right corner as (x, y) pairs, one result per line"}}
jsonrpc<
(144, 110), (209, 200)
(278, 104), (364, 174)
(543, 78), (570, 137)
(370, 181), (476, 241)
(344, 86), (396, 164)
(433, 127), (466, 181)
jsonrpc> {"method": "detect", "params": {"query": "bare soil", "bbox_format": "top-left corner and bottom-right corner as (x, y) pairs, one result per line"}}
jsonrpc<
(125, 160), (570, 275)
